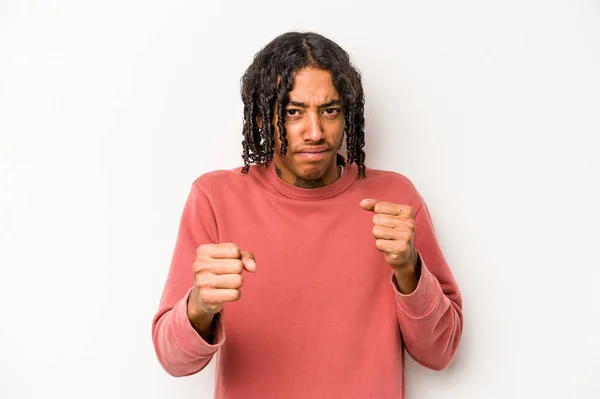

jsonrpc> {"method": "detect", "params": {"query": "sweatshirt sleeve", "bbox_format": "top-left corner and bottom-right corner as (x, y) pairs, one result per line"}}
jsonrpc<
(390, 199), (463, 371)
(151, 179), (226, 377)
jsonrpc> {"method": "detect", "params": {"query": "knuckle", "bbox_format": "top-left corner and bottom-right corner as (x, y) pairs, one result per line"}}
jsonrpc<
(199, 243), (222, 260)
(224, 243), (241, 258)
(235, 274), (244, 288)
(232, 290), (242, 301)
(196, 276), (211, 289)
(192, 260), (204, 272)
(233, 259), (244, 273)
(196, 244), (209, 258)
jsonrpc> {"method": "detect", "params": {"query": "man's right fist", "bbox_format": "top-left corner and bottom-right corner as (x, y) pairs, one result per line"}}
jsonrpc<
(188, 243), (256, 319)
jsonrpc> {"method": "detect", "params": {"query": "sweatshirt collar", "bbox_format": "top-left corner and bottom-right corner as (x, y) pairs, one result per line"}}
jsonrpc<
(264, 153), (358, 200)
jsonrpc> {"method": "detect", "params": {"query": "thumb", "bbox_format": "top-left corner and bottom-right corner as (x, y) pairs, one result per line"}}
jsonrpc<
(240, 250), (257, 273)
(359, 198), (378, 212)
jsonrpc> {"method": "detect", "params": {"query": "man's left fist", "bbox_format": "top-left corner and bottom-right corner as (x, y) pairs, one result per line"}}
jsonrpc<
(360, 198), (418, 270)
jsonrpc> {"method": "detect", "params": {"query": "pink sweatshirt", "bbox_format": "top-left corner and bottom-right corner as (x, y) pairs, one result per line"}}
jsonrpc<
(152, 156), (463, 399)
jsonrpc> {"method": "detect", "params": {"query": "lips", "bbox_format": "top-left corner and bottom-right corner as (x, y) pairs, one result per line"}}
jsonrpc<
(296, 149), (329, 160)
(296, 147), (329, 154)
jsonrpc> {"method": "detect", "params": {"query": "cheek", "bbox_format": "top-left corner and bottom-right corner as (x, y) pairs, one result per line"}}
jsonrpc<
(278, 124), (302, 145)
(338, 126), (346, 141)
(333, 121), (346, 143)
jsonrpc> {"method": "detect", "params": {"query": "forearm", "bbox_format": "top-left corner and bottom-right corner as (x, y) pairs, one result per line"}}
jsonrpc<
(152, 290), (225, 377)
(393, 261), (462, 370)
(390, 199), (463, 370)
(152, 181), (226, 376)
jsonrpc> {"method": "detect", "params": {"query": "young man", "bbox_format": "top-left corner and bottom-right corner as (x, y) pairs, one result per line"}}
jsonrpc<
(152, 32), (463, 399)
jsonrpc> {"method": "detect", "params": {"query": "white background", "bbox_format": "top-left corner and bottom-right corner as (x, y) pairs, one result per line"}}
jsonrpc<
(1, 1), (599, 398)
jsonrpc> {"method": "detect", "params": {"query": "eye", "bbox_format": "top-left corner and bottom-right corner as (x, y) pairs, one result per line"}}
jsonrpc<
(323, 108), (341, 115)
(286, 109), (300, 117)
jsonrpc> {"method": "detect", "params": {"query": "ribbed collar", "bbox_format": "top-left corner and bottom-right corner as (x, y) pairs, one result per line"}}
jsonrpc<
(263, 153), (358, 200)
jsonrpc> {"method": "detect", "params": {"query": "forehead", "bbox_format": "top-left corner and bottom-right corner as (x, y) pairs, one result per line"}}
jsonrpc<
(288, 68), (339, 104)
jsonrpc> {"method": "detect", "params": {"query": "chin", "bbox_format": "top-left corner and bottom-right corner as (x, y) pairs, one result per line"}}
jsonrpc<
(301, 170), (325, 180)
(298, 165), (328, 180)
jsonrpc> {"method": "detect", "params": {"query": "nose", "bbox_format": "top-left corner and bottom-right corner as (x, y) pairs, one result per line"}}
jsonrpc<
(303, 111), (325, 143)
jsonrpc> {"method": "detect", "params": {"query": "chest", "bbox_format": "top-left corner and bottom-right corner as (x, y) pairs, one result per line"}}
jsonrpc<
(213, 193), (396, 319)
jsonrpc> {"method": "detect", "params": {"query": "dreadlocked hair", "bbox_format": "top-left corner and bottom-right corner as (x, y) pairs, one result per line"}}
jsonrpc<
(240, 31), (367, 178)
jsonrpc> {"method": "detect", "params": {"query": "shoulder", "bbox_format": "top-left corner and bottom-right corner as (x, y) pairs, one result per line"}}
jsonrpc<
(192, 166), (244, 187)
(190, 164), (266, 196)
(358, 166), (424, 209)
(364, 167), (415, 186)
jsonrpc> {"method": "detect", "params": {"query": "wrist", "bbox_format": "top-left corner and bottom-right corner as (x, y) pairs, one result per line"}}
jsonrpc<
(187, 293), (216, 339)
(392, 252), (421, 294)
(392, 249), (418, 273)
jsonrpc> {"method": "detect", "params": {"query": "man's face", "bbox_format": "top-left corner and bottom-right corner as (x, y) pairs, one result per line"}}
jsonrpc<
(272, 68), (346, 186)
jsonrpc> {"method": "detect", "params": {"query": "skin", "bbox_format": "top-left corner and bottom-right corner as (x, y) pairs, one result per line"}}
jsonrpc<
(359, 199), (420, 294)
(187, 68), (420, 342)
(188, 243), (257, 342)
(270, 68), (346, 187)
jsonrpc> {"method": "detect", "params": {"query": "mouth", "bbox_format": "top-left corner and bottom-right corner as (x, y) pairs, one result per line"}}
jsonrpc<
(296, 149), (330, 161)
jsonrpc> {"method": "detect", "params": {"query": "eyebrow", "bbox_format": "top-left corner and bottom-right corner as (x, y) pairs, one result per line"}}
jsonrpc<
(287, 99), (341, 108)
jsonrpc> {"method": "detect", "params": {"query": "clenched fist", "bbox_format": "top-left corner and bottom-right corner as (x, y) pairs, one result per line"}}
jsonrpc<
(360, 198), (418, 271)
(187, 243), (256, 339)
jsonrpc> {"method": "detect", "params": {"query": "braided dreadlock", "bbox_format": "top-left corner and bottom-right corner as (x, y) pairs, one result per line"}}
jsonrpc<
(240, 32), (366, 178)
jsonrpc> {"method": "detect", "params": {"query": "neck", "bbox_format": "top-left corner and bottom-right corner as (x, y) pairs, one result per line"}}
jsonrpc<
(274, 159), (342, 188)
